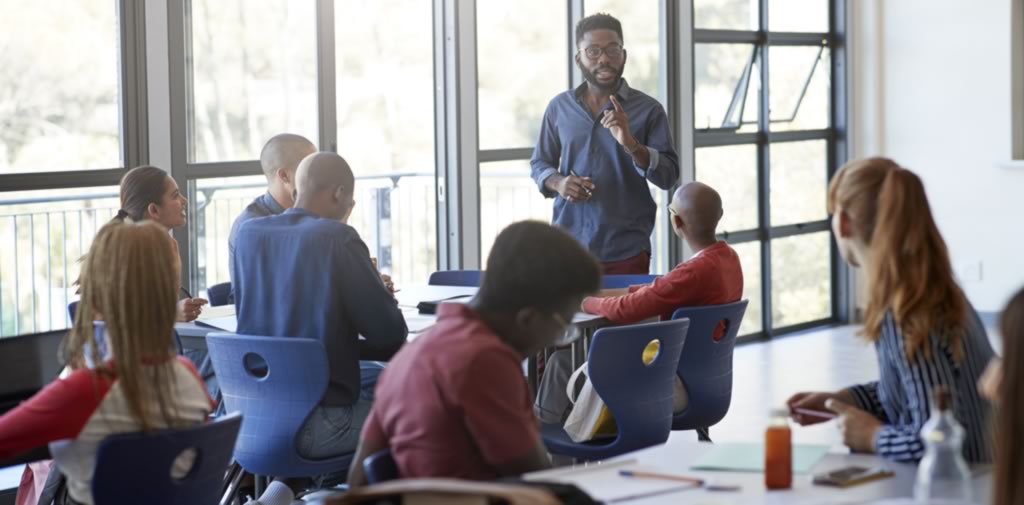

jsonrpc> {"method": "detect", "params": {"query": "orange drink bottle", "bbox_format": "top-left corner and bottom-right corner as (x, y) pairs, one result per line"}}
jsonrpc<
(765, 408), (792, 489)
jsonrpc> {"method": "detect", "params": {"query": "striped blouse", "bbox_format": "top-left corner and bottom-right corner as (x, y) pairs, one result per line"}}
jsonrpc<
(848, 305), (995, 463)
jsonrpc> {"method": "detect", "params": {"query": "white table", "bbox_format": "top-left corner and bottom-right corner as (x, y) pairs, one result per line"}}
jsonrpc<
(524, 433), (993, 504)
(176, 284), (609, 388)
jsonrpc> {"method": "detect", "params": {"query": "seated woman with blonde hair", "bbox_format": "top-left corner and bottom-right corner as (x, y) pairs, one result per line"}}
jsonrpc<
(0, 221), (214, 505)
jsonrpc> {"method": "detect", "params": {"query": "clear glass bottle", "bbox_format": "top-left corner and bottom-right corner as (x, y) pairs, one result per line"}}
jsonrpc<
(765, 408), (792, 489)
(913, 386), (973, 504)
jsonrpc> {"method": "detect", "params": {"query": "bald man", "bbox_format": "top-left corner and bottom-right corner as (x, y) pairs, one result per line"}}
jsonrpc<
(535, 182), (743, 424)
(227, 133), (316, 294)
(233, 152), (408, 470)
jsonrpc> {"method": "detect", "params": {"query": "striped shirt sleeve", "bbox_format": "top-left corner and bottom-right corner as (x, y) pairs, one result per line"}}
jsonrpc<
(870, 315), (977, 462)
(847, 381), (889, 422)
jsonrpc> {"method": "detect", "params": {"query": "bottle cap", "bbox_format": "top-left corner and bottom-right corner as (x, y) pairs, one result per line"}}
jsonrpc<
(932, 385), (951, 411)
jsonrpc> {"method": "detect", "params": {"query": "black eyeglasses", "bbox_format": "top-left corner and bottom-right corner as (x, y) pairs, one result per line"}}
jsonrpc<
(581, 44), (624, 60)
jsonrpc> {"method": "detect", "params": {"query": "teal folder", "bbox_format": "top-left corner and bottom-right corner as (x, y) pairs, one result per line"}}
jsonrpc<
(690, 443), (831, 474)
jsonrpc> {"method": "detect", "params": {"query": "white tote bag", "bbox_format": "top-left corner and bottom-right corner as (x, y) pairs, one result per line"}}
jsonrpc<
(562, 362), (616, 443)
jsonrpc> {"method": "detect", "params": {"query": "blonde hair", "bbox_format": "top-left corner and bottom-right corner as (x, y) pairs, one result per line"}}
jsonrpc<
(828, 157), (966, 362)
(66, 220), (183, 430)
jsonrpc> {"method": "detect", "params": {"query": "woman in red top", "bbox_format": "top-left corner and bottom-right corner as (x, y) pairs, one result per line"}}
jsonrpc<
(0, 221), (213, 505)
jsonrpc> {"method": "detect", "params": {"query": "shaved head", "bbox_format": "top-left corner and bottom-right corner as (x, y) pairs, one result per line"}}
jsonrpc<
(294, 152), (356, 221)
(259, 133), (316, 180)
(670, 182), (723, 242)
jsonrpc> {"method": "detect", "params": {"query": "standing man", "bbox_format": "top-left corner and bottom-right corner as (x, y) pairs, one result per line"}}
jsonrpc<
(531, 13), (679, 274)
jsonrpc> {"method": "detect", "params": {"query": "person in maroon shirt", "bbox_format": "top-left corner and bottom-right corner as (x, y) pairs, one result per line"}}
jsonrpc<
(347, 221), (602, 485)
(536, 182), (743, 424)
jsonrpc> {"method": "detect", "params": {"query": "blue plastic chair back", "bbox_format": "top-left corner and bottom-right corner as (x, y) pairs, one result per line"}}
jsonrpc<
(206, 333), (353, 477)
(207, 282), (232, 307)
(68, 301), (79, 322)
(92, 412), (242, 505)
(601, 274), (658, 289)
(541, 318), (689, 460)
(427, 270), (483, 287)
(363, 448), (400, 484)
(669, 300), (748, 431)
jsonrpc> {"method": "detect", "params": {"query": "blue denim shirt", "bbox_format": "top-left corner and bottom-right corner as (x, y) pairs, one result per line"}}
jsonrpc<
(233, 208), (408, 406)
(530, 79), (679, 262)
(228, 192), (285, 300)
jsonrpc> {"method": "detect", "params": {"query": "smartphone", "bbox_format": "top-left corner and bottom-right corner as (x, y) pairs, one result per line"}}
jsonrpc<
(813, 466), (895, 488)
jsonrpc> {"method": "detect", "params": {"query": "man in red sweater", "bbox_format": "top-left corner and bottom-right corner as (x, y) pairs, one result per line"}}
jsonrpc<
(535, 182), (743, 424)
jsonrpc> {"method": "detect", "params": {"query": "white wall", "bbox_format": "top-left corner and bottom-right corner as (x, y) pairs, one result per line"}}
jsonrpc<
(852, 0), (1024, 313)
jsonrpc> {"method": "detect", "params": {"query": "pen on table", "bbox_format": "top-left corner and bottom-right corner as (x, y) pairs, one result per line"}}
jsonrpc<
(180, 286), (194, 299)
(793, 407), (838, 420)
(619, 469), (704, 486)
(568, 169), (593, 196)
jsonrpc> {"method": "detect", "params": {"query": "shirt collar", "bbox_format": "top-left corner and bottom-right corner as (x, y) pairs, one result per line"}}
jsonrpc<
(261, 192), (287, 215)
(690, 240), (726, 260)
(573, 78), (633, 103)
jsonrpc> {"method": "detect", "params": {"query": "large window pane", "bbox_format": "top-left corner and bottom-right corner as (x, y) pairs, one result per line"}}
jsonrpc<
(479, 161), (552, 265)
(191, 176), (265, 294)
(772, 231), (831, 328)
(770, 140), (827, 226)
(732, 241), (762, 336)
(694, 0), (758, 31)
(695, 44), (759, 132)
(585, 0), (662, 101)
(0, 1), (120, 172)
(695, 145), (758, 233)
(769, 0), (829, 33)
(477, 0), (567, 150)
(334, 0), (436, 284)
(769, 46), (830, 131)
(0, 187), (120, 337)
(190, 0), (318, 163)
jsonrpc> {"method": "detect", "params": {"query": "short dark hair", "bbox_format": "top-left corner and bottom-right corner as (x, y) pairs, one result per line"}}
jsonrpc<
(575, 13), (623, 46)
(477, 221), (601, 313)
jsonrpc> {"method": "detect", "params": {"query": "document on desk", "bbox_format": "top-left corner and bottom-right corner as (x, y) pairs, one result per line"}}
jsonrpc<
(524, 460), (696, 503)
(691, 442), (830, 474)
(195, 305), (238, 333)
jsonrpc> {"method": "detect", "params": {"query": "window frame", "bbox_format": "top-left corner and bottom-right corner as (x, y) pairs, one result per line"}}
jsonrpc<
(0, 0), (148, 193)
(692, 0), (850, 340)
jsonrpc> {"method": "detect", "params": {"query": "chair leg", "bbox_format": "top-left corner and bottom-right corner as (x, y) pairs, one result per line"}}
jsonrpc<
(220, 463), (245, 505)
(254, 474), (265, 498)
(697, 427), (712, 442)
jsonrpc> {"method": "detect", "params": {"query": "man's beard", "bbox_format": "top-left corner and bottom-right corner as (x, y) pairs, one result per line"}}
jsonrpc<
(578, 61), (624, 92)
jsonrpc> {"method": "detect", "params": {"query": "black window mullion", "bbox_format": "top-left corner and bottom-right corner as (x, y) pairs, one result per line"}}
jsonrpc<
(757, 0), (773, 337)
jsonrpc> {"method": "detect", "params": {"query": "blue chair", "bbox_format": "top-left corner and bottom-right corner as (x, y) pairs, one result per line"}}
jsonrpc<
(601, 274), (658, 289)
(68, 301), (79, 322)
(670, 300), (749, 442)
(541, 318), (689, 461)
(363, 449), (400, 484)
(206, 334), (354, 481)
(427, 270), (483, 287)
(91, 412), (242, 505)
(207, 282), (232, 307)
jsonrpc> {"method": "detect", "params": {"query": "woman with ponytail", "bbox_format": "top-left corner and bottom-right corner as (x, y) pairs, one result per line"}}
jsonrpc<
(787, 157), (995, 463)
(114, 165), (207, 322)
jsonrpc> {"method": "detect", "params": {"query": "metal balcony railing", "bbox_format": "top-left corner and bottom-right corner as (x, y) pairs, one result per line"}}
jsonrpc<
(0, 170), (558, 337)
